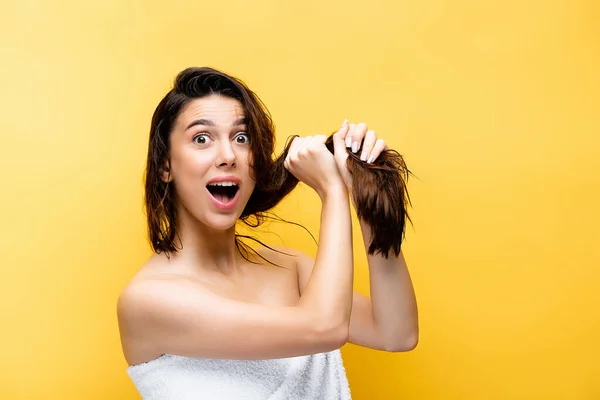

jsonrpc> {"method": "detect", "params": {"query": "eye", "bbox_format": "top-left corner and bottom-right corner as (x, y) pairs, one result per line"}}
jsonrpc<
(193, 134), (212, 145)
(234, 132), (250, 144)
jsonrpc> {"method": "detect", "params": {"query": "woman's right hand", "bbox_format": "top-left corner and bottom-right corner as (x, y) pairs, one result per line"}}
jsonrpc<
(284, 122), (349, 199)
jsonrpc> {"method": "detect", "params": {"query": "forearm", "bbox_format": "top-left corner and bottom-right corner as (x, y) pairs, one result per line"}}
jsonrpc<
(299, 185), (354, 326)
(360, 220), (418, 350)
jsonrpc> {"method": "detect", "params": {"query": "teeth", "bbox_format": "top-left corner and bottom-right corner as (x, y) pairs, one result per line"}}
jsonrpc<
(208, 182), (238, 187)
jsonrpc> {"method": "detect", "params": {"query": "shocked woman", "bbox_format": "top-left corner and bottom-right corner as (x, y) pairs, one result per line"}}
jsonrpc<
(117, 67), (418, 400)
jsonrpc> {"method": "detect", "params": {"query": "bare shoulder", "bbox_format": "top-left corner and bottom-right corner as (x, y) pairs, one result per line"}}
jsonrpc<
(117, 274), (199, 319)
(116, 257), (197, 365)
(116, 257), (183, 333)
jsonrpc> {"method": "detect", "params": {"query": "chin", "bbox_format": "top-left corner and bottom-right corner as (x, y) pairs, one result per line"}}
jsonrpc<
(201, 213), (241, 231)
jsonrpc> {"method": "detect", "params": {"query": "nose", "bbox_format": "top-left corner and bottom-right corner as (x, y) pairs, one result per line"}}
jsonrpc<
(215, 140), (237, 168)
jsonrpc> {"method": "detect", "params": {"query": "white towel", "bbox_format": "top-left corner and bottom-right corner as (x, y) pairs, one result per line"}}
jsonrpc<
(127, 349), (352, 399)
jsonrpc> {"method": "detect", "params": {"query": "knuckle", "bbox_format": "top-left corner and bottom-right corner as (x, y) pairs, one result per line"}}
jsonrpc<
(312, 145), (321, 152)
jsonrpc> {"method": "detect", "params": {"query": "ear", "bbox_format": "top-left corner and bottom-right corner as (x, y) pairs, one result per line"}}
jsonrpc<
(161, 161), (173, 183)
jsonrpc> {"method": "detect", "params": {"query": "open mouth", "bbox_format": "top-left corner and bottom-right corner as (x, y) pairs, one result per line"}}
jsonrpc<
(206, 182), (239, 204)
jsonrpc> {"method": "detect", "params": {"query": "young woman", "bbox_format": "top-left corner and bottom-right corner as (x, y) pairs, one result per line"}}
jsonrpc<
(117, 67), (418, 399)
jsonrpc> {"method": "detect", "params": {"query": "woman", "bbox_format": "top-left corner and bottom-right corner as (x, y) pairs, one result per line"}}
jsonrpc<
(117, 67), (418, 399)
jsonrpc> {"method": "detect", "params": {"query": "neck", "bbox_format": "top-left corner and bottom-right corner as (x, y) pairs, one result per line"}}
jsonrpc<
(170, 210), (242, 274)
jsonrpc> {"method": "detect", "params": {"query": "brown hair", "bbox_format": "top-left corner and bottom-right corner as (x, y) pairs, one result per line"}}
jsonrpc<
(270, 135), (412, 258)
(144, 67), (412, 260)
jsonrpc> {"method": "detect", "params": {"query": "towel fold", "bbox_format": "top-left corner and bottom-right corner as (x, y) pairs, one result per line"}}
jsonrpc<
(127, 349), (351, 399)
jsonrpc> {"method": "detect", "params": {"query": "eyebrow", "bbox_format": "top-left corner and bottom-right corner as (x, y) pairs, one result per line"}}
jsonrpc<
(185, 118), (247, 131)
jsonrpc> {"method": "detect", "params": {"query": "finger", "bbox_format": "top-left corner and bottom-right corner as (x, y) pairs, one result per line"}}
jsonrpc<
(287, 136), (303, 157)
(348, 122), (368, 154)
(333, 119), (350, 143)
(345, 123), (356, 148)
(367, 138), (386, 164)
(333, 120), (350, 162)
(297, 136), (313, 156)
(284, 149), (292, 170)
(285, 136), (302, 169)
(284, 156), (290, 170)
(311, 134), (328, 146)
(359, 130), (377, 162)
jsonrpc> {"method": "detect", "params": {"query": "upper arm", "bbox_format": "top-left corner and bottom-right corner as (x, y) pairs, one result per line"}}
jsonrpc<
(117, 277), (346, 361)
(292, 247), (387, 351)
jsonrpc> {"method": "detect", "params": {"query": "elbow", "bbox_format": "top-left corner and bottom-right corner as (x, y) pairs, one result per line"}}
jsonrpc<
(384, 331), (419, 352)
(315, 318), (350, 351)
(332, 322), (350, 349)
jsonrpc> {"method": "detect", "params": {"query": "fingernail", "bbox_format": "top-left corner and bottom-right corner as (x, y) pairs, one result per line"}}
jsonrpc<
(351, 141), (358, 153)
(367, 155), (375, 164)
(345, 136), (352, 148)
(360, 152), (368, 161)
(342, 119), (348, 127)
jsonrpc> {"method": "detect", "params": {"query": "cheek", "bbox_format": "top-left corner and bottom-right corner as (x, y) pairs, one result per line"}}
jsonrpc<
(171, 156), (211, 205)
(171, 149), (211, 178)
(240, 149), (255, 180)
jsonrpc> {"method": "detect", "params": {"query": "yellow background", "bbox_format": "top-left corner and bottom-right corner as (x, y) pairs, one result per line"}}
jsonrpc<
(1, 0), (599, 398)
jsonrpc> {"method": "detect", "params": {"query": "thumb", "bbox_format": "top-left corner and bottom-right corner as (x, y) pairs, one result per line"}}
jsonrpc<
(332, 119), (350, 164)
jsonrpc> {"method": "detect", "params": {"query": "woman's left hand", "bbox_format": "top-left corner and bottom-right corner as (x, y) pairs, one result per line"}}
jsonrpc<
(333, 121), (388, 190)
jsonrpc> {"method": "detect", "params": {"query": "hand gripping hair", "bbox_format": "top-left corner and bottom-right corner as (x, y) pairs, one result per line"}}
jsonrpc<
(247, 133), (413, 259)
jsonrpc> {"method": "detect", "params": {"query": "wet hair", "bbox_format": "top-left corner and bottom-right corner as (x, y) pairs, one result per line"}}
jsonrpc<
(144, 67), (412, 261)
(269, 135), (412, 258)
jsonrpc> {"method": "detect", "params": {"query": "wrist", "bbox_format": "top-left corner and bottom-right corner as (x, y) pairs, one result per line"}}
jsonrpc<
(317, 182), (348, 203)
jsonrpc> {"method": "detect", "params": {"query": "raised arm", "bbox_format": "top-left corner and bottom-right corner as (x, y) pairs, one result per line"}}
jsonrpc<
(295, 121), (419, 353)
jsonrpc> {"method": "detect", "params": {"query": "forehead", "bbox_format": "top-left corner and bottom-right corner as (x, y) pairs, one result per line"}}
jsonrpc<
(176, 95), (246, 128)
